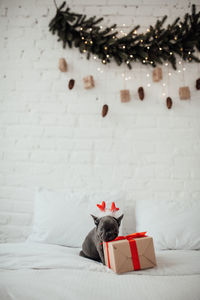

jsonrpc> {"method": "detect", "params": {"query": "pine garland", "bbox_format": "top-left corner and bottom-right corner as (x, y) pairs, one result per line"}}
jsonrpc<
(49, 2), (200, 69)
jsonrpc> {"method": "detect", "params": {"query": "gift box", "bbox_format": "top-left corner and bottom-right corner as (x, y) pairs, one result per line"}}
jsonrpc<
(152, 67), (162, 82)
(179, 86), (190, 100)
(103, 232), (156, 274)
(120, 90), (131, 102)
(83, 75), (95, 89)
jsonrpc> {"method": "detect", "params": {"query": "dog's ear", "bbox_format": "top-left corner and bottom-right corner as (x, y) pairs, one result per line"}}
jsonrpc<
(90, 214), (100, 226)
(116, 214), (124, 227)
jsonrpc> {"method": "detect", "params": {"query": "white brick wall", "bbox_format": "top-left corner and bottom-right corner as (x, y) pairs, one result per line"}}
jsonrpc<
(0, 0), (200, 242)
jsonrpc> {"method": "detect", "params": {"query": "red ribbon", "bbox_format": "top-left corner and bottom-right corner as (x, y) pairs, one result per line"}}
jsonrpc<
(106, 232), (147, 271)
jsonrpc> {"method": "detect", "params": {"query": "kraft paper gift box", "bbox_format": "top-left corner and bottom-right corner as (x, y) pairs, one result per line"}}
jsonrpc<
(103, 232), (156, 274)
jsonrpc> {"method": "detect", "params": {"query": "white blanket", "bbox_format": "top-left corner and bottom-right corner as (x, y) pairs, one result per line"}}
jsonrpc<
(0, 242), (200, 300)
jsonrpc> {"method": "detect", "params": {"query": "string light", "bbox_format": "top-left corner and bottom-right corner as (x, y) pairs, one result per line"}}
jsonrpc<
(178, 70), (181, 73)
(90, 40), (93, 44)
(147, 83), (151, 87)
(162, 83), (166, 86)
(140, 39), (143, 43)
(162, 92), (166, 96)
(100, 26), (103, 29)
(170, 52), (173, 55)
(178, 61), (182, 64)
(150, 61), (153, 64)
(147, 46), (150, 49)
(122, 45), (126, 49)
(81, 37), (85, 40)
(165, 62), (168, 66)
(106, 54), (109, 58)
(126, 60), (130, 64)
(83, 49), (86, 53)
(93, 56), (97, 60)
(121, 73), (125, 77)
(143, 60), (146, 63)
(85, 41), (88, 44)
(123, 23), (126, 27)
(104, 46), (108, 50)
(168, 72), (172, 76)
(80, 27), (83, 31)
(102, 60), (106, 64)
(130, 54), (133, 58)
(146, 73), (150, 77)
(183, 67), (186, 71)
(159, 47), (162, 51)
(188, 51), (191, 55)
(147, 28), (150, 32)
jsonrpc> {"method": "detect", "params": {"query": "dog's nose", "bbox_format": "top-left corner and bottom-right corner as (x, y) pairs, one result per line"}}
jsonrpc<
(107, 232), (113, 238)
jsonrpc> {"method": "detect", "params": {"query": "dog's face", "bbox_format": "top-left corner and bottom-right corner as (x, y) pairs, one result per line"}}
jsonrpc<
(91, 214), (124, 242)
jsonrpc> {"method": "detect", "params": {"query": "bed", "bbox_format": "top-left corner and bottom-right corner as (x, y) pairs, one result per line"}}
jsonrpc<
(0, 242), (200, 300)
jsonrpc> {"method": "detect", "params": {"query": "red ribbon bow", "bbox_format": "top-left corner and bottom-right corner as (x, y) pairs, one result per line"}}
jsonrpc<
(105, 232), (147, 271)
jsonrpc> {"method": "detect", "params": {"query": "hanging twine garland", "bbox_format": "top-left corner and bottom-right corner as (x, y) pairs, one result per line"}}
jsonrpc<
(49, 2), (200, 70)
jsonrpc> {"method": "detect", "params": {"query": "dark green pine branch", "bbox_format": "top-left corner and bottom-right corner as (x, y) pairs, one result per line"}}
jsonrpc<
(49, 2), (200, 69)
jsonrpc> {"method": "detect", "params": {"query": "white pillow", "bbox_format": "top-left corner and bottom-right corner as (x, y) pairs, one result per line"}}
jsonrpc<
(135, 199), (200, 250)
(27, 188), (125, 248)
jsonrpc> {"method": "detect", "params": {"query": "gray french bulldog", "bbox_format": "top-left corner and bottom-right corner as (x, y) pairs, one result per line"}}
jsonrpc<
(79, 214), (124, 265)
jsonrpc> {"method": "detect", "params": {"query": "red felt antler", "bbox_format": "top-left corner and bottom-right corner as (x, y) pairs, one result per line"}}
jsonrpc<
(110, 202), (119, 212)
(97, 201), (106, 212)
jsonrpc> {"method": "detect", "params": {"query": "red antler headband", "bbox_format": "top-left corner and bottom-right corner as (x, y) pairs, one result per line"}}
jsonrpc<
(97, 201), (106, 212)
(110, 202), (119, 212)
(96, 201), (119, 213)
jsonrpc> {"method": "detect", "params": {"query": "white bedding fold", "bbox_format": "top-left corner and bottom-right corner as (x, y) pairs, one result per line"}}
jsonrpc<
(0, 242), (200, 276)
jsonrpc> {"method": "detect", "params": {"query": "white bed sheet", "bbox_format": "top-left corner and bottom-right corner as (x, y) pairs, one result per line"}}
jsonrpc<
(0, 242), (200, 300)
